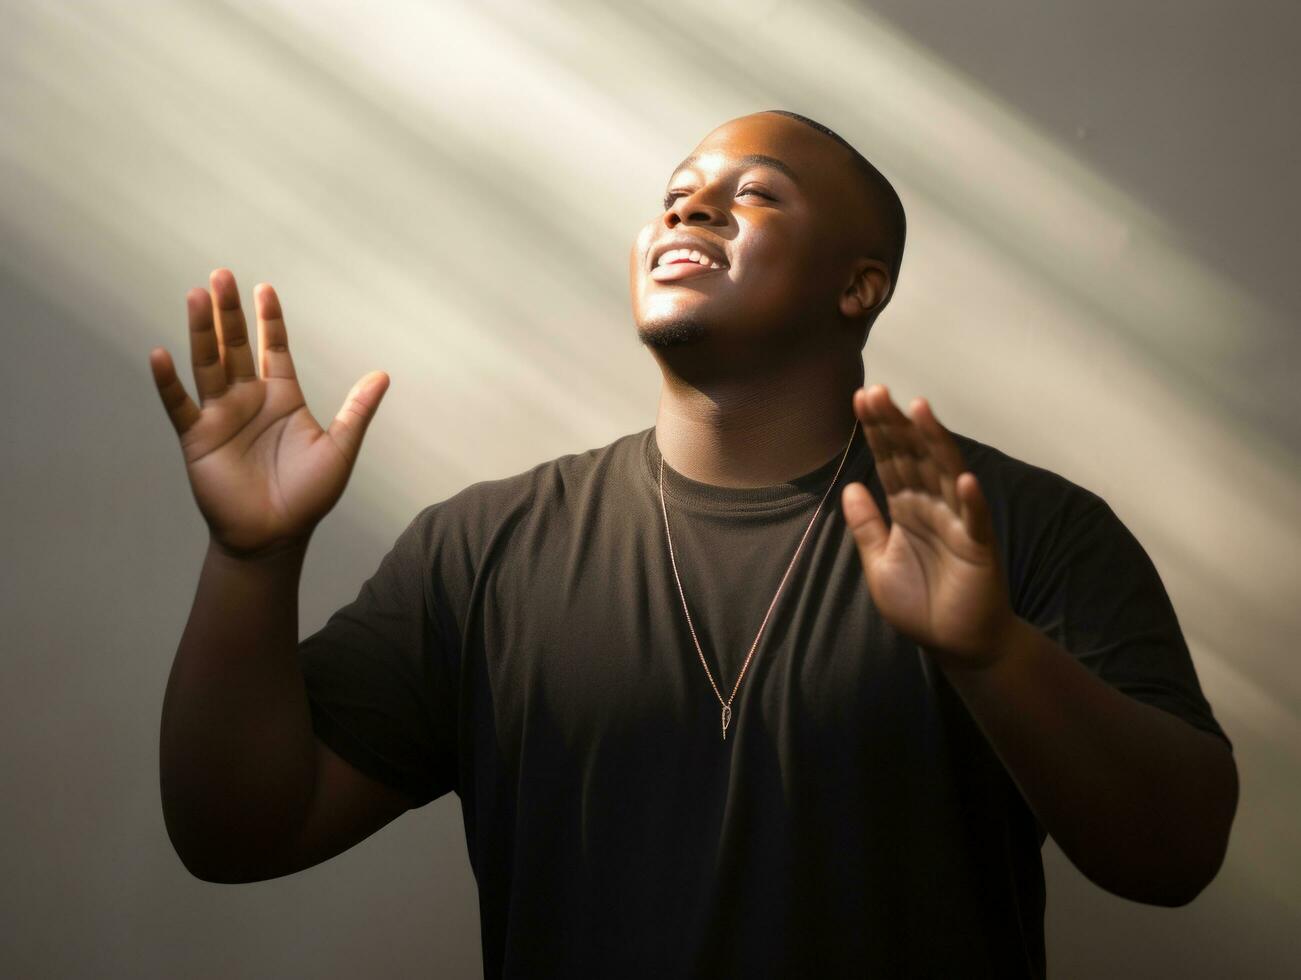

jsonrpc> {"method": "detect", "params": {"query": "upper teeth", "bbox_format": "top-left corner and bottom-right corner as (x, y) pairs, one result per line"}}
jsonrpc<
(656, 248), (724, 269)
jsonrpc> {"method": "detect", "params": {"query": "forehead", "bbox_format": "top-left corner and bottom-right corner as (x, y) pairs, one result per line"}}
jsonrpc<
(673, 113), (853, 188)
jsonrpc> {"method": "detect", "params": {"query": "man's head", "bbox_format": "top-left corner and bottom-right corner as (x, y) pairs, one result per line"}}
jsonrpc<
(629, 110), (905, 369)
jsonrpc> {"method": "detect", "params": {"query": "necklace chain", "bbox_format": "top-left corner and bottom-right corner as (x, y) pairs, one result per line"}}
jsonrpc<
(657, 420), (860, 741)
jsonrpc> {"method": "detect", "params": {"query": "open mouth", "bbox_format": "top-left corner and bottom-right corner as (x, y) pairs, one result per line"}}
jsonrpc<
(649, 247), (729, 283)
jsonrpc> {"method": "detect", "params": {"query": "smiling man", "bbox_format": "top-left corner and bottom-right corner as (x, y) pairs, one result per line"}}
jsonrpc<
(156, 110), (1237, 979)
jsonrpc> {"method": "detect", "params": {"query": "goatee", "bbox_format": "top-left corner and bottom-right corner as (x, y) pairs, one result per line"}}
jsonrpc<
(637, 317), (707, 350)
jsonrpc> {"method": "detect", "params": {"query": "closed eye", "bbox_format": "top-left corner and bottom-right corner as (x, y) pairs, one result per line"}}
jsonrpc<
(661, 187), (774, 210)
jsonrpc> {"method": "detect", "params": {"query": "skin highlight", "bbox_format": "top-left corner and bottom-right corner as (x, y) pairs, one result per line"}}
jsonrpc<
(629, 110), (891, 489)
(628, 110), (1238, 906)
(151, 108), (1237, 904)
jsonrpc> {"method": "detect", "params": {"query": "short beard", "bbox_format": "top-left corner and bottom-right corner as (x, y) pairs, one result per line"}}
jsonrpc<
(636, 316), (707, 350)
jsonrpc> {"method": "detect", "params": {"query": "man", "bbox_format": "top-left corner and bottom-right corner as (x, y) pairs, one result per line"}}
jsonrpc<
(154, 110), (1237, 978)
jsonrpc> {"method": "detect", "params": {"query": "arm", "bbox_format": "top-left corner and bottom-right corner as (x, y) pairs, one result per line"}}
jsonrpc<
(159, 539), (414, 883)
(841, 383), (1238, 906)
(941, 616), (1237, 905)
(152, 269), (410, 882)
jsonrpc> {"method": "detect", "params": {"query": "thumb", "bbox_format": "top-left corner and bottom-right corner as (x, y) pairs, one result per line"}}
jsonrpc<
(327, 371), (390, 463)
(842, 481), (888, 566)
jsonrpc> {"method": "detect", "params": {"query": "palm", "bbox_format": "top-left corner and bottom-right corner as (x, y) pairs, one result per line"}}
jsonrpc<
(183, 380), (346, 556)
(150, 269), (387, 558)
(842, 385), (1015, 668)
(862, 494), (1004, 656)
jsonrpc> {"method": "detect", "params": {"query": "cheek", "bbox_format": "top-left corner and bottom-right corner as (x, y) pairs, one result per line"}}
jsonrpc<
(628, 224), (655, 299)
(734, 235), (817, 302)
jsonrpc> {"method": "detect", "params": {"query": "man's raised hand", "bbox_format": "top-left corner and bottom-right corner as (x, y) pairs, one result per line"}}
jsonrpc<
(149, 268), (389, 560)
(841, 384), (1018, 670)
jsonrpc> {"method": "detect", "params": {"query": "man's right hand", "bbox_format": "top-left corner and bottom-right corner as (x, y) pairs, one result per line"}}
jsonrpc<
(149, 268), (389, 560)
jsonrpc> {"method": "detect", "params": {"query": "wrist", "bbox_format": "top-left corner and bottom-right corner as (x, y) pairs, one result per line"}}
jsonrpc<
(935, 613), (1035, 679)
(207, 533), (311, 567)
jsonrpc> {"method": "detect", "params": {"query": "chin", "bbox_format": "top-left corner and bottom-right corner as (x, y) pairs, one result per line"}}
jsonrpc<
(636, 315), (709, 350)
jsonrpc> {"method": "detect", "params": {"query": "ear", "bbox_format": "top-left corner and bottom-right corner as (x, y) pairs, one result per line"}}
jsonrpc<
(839, 259), (891, 319)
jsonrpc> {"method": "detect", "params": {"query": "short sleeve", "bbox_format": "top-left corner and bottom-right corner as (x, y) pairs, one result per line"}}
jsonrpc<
(298, 506), (458, 808)
(1012, 492), (1232, 754)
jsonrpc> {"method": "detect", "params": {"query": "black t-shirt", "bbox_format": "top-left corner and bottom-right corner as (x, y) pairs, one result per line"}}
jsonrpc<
(298, 424), (1230, 979)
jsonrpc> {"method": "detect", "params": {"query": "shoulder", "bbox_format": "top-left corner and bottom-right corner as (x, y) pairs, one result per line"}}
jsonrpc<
(948, 435), (1230, 749)
(946, 430), (1120, 549)
(404, 427), (651, 556)
(944, 430), (1138, 602)
(949, 430), (1105, 519)
(432, 426), (647, 516)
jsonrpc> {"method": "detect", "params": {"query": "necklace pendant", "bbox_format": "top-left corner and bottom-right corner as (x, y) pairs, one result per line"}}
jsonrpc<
(721, 703), (732, 741)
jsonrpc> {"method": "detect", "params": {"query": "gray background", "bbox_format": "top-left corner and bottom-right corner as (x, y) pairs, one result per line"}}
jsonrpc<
(3, 1), (1298, 976)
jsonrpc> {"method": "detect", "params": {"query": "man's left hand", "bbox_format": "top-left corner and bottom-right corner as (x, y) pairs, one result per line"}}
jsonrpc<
(841, 383), (1019, 671)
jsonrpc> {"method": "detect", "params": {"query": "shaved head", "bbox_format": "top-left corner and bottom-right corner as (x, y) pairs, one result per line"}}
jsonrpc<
(759, 110), (907, 320)
(630, 109), (908, 369)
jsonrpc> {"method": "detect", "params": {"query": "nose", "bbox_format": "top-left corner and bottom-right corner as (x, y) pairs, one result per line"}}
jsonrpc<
(664, 190), (728, 229)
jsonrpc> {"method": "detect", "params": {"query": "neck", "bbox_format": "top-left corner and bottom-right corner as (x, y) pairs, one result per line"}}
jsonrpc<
(653, 352), (864, 488)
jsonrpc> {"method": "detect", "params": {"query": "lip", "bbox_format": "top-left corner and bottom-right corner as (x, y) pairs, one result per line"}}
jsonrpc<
(650, 262), (726, 283)
(649, 235), (729, 272)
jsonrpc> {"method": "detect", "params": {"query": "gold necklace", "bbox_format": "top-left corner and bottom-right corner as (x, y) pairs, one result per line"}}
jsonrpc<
(657, 420), (859, 741)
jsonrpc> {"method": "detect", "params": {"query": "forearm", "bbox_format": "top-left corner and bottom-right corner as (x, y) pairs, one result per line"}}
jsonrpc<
(159, 538), (318, 882)
(938, 618), (1238, 906)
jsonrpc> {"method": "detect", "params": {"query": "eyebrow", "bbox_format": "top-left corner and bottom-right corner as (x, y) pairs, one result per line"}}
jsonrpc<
(669, 153), (801, 186)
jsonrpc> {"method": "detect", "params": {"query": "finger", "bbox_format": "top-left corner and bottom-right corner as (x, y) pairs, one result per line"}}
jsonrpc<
(902, 398), (955, 506)
(327, 371), (391, 464)
(912, 398), (965, 513)
(903, 398), (947, 499)
(911, 398), (965, 478)
(956, 472), (996, 547)
(149, 346), (202, 437)
(187, 287), (227, 403)
(865, 384), (923, 492)
(842, 481), (888, 566)
(209, 268), (257, 385)
(254, 283), (298, 382)
(855, 387), (903, 494)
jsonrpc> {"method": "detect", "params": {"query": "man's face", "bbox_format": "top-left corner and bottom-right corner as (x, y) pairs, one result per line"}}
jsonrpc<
(629, 112), (860, 357)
